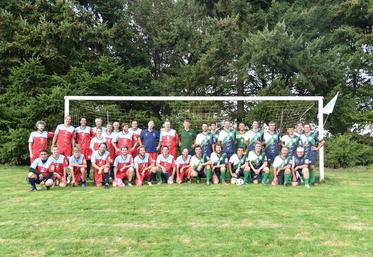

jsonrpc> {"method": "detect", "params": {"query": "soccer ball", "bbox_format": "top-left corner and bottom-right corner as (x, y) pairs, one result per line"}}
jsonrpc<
(235, 178), (244, 186)
(230, 178), (237, 184)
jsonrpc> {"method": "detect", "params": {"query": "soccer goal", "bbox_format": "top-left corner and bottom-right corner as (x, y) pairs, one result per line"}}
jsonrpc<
(64, 95), (325, 181)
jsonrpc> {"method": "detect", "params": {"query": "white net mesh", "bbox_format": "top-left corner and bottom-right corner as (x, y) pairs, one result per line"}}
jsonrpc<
(69, 99), (317, 132)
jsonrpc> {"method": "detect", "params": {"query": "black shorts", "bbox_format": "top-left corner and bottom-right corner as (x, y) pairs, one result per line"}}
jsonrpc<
(235, 168), (245, 179)
(250, 170), (262, 181)
(276, 170), (285, 185)
(197, 169), (206, 178)
(213, 167), (222, 177)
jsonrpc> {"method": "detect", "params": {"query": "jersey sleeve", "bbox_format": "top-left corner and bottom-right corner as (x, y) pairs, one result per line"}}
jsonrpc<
(28, 132), (34, 143)
(113, 156), (119, 167)
(54, 125), (60, 135)
(30, 159), (38, 169)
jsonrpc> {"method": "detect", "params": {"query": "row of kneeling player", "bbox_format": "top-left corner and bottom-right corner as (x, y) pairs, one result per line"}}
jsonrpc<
(27, 142), (316, 191)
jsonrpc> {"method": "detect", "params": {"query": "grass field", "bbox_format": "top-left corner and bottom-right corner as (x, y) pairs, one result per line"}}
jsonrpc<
(0, 166), (372, 257)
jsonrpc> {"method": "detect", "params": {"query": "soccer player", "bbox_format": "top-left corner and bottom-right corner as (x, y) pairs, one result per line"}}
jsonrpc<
(116, 123), (134, 155)
(130, 120), (142, 158)
(27, 150), (54, 191)
(52, 115), (75, 157)
(300, 123), (325, 185)
(158, 120), (179, 159)
(28, 120), (54, 164)
(272, 147), (292, 186)
(210, 122), (219, 149)
(48, 145), (68, 187)
(68, 146), (87, 188)
(281, 126), (300, 156)
(112, 121), (121, 135)
(189, 145), (212, 185)
(179, 119), (196, 155)
(104, 123), (118, 178)
(294, 122), (304, 137)
(113, 146), (134, 187)
(194, 123), (214, 157)
(245, 121), (263, 151)
(140, 120), (160, 162)
(91, 118), (106, 136)
(290, 147), (310, 188)
(155, 146), (176, 184)
(236, 122), (248, 152)
(263, 121), (280, 165)
(90, 127), (107, 152)
(228, 147), (250, 184)
(134, 146), (156, 186)
(175, 148), (191, 184)
(210, 144), (229, 184)
(218, 120), (236, 160)
(91, 143), (111, 188)
(248, 142), (270, 185)
(74, 117), (93, 180)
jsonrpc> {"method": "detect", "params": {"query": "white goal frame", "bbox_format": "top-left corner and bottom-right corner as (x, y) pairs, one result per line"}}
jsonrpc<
(64, 95), (325, 181)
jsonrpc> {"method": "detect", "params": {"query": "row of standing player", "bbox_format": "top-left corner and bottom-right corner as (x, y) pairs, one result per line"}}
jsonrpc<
(27, 116), (324, 189)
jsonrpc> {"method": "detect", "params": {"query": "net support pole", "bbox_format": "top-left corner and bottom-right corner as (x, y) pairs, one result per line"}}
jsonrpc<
(318, 97), (325, 181)
(64, 97), (70, 117)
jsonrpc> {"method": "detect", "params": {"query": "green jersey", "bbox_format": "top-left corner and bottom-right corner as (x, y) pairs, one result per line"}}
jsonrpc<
(179, 128), (196, 151)
(236, 131), (248, 150)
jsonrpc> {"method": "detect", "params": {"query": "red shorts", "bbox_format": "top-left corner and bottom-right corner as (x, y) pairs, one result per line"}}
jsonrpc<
(72, 167), (82, 183)
(30, 153), (39, 165)
(178, 166), (189, 182)
(146, 152), (158, 162)
(136, 170), (151, 185)
(81, 148), (92, 160)
(116, 167), (132, 180)
(94, 168), (104, 186)
(58, 147), (72, 158)
(169, 148), (177, 159)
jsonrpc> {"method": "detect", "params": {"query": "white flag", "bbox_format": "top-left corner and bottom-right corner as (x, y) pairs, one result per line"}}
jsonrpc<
(323, 92), (339, 114)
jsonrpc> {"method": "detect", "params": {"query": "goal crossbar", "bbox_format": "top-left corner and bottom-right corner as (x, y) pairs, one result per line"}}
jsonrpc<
(64, 95), (325, 181)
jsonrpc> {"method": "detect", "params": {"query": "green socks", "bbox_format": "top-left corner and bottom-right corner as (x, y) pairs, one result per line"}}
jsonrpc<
(284, 173), (291, 185)
(304, 178), (309, 186)
(206, 168), (212, 183)
(156, 171), (162, 183)
(220, 171), (226, 183)
(309, 170), (316, 184)
(244, 171), (250, 184)
(261, 173), (269, 185)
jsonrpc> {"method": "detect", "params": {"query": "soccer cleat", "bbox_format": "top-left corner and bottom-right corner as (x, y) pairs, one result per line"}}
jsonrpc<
(29, 188), (37, 192)
(147, 182), (153, 186)
(86, 176), (92, 181)
(127, 183), (133, 187)
(305, 184), (310, 189)
(104, 183), (109, 189)
(206, 181), (210, 185)
(81, 183), (86, 189)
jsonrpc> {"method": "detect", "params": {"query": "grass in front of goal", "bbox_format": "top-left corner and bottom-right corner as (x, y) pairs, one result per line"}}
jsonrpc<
(0, 166), (372, 257)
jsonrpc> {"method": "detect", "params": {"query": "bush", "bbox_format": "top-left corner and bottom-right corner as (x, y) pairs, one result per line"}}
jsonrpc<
(326, 134), (373, 168)
(0, 128), (29, 165)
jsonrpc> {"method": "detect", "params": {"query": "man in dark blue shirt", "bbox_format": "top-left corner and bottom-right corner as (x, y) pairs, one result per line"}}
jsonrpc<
(140, 120), (160, 162)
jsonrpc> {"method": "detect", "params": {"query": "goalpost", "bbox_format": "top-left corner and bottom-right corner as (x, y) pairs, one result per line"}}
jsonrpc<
(64, 95), (325, 181)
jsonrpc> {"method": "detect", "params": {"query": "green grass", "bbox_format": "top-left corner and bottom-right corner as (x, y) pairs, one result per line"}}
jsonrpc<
(0, 166), (372, 257)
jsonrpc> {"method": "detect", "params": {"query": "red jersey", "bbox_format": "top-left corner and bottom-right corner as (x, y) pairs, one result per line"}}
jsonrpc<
(48, 155), (68, 176)
(55, 124), (75, 150)
(160, 129), (178, 148)
(116, 131), (133, 150)
(75, 126), (92, 150)
(104, 131), (117, 163)
(134, 154), (154, 173)
(156, 154), (175, 174)
(90, 136), (107, 152)
(28, 131), (54, 159)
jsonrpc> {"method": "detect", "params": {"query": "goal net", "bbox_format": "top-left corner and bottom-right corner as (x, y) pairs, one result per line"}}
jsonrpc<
(65, 96), (325, 180)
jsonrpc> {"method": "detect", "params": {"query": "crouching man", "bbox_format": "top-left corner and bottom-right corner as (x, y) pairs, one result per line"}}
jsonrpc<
(27, 150), (54, 191)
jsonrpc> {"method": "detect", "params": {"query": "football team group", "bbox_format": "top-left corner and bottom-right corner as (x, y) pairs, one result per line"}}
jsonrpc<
(27, 115), (325, 191)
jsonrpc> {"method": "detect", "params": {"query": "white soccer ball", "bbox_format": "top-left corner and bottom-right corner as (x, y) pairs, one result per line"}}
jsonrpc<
(235, 178), (244, 186)
(230, 178), (237, 184)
